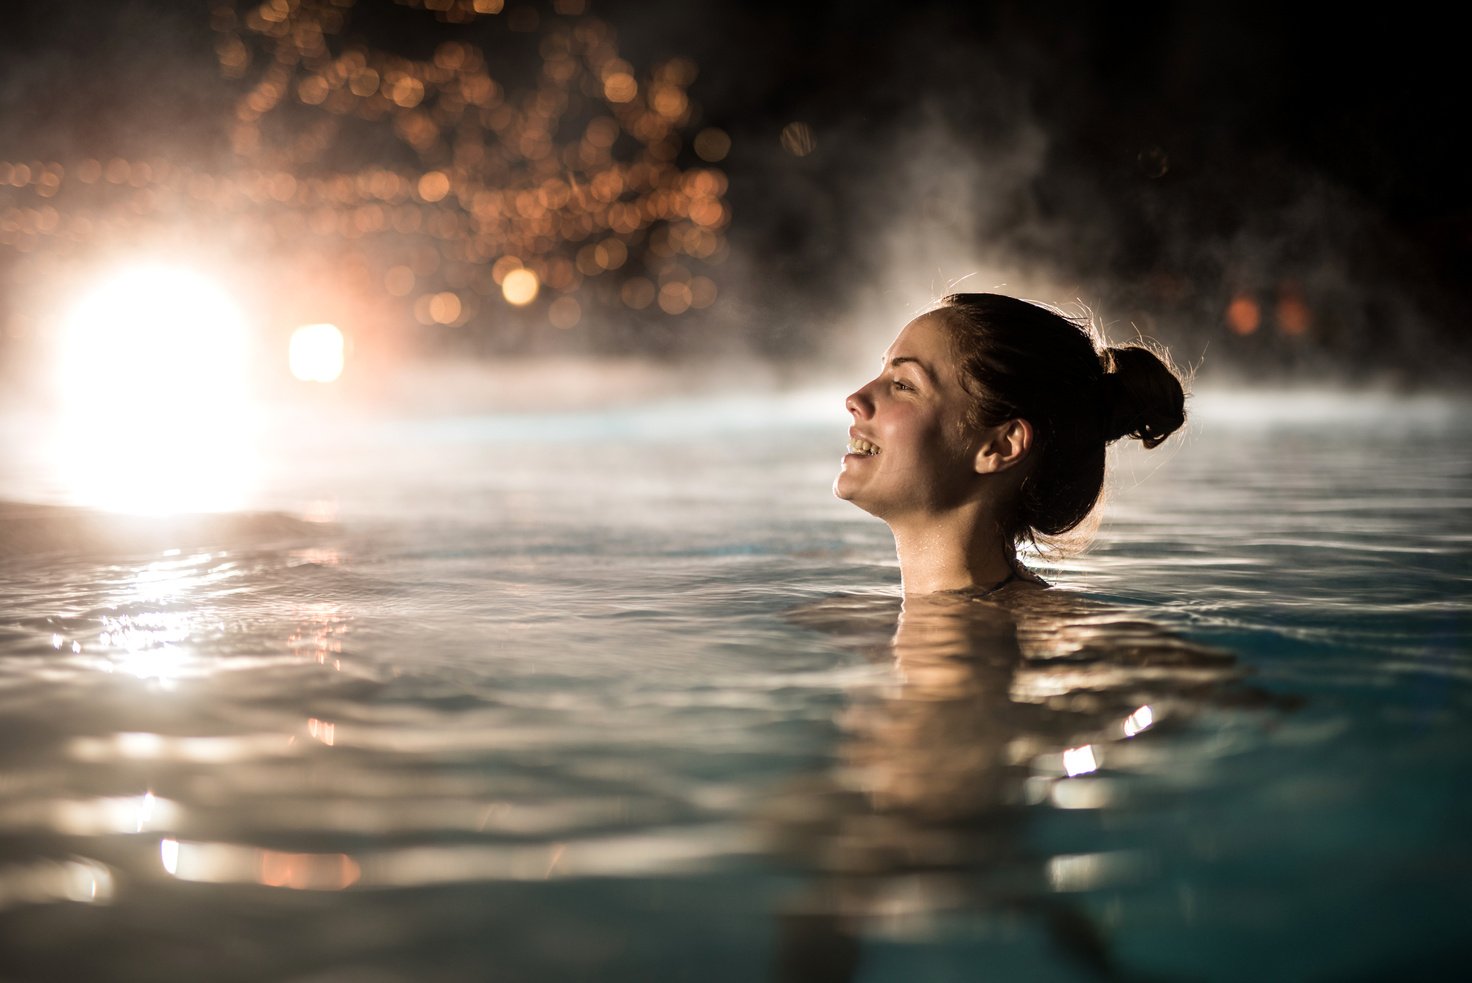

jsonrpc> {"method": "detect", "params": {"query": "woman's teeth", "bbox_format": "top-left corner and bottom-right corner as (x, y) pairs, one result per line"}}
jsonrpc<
(848, 437), (880, 456)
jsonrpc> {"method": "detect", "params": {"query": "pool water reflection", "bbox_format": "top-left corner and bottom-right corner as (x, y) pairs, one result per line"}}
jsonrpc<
(0, 389), (1467, 981)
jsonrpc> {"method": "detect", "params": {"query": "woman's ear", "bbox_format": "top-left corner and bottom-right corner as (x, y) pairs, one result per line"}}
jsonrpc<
(973, 418), (1033, 474)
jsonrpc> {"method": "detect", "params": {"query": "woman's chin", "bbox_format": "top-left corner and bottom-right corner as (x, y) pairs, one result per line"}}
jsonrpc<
(833, 472), (860, 503)
(833, 476), (882, 517)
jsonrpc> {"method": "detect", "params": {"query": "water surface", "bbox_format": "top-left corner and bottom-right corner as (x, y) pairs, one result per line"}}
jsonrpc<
(0, 389), (1467, 981)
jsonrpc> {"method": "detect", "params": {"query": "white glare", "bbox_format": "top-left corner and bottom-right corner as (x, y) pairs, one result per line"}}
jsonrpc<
(1123, 705), (1155, 737)
(289, 322), (345, 382)
(160, 838), (180, 875)
(49, 263), (259, 513)
(1062, 744), (1099, 777)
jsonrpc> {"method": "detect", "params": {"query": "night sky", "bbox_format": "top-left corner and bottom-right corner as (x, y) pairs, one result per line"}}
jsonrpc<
(1, 0), (1466, 383)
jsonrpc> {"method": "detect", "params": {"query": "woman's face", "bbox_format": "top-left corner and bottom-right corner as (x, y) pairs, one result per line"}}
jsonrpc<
(834, 312), (982, 521)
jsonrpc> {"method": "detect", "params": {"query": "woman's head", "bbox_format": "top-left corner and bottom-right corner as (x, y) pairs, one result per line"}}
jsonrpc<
(837, 292), (1186, 547)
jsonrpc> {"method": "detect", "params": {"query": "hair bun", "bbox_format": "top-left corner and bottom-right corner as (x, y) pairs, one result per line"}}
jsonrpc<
(1099, 346), (1186, 449)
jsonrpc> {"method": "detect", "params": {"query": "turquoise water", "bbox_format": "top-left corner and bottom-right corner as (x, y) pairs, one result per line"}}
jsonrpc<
(0, 389), (1467, 981)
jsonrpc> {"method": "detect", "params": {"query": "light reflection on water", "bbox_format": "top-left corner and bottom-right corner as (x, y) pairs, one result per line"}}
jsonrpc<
(0, 390), (1467, 981)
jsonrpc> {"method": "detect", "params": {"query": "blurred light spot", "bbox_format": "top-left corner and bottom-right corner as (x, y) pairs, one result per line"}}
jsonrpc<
(693, 128), (730, 162)
(259, 849), (360, 890)
(1277, 285), (1312, 336)
(689, 197), (725, 228)
(502, 268), (540, 305)
(217, 36), (249, 75)
(590, 170), (623, 202)
(1062, 744), (1098, 777)
(651, 85), (688, 119)
(1050, 777), (1116, 810)
(603, 72), (637, 103)
(388, 75), (425, 109)
(112, 641), (190, 684)
(548, 296), (581, 329)
(660, 57), (698, 85)
(429, 291), (463, 323)
(298, 76), (329, 105)
(418, 171), (451, 202)
(51, 792), (181, 835)
(780, 121), (816, 157)
(307, 717), (336, 746)
(1123, 704), (1154, 737)
(593, 238), (627, 270)
(348, 68), (380, 97)
(289, 323), (345, 383)
(658, 281), (692, 314)
(159, 839), (360, 891)
(1226, 293), (1260, 335)
(135, 791), (155, 832)
(0, 858), (116, 910)
(472, 0), (504, 12)
(161, 838), (179, 875)
(434, 42), (466, 70)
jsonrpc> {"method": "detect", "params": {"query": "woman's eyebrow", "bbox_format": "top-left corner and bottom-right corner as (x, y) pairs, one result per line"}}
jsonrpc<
(885, 356), (935, 381)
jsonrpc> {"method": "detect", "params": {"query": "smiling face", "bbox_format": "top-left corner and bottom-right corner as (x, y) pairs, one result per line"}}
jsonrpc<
(834, 311), (984, 522)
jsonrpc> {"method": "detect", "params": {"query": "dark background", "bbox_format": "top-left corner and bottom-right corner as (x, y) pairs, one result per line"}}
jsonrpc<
(1, 0), (1466, 384)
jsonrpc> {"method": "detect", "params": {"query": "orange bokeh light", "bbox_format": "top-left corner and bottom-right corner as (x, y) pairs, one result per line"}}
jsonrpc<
(1226, 293), (1260, 335)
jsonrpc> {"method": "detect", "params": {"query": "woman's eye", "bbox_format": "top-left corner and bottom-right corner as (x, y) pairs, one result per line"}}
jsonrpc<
(891, 379), (914, 392)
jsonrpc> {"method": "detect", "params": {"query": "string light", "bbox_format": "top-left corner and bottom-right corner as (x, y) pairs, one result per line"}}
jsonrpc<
(0, 0), (728, 336)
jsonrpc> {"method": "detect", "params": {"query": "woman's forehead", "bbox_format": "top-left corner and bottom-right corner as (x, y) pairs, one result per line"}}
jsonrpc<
(883, 312), (962, 379)
(884, 311), (949, 355)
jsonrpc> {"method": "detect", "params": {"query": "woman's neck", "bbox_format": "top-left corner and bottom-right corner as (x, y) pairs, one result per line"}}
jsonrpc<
(888, 508), (1017, 596)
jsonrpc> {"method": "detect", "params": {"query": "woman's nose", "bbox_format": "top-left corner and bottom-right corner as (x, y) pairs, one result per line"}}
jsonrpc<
(845, 386), (872, 419)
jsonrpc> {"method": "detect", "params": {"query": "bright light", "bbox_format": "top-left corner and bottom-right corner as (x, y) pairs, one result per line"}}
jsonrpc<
(1123, 705), (1155, 738)
(1062, 744), (1099, 777)
(57, 265), (250, 404)
(48, 263), (259, 513)
(502, 268), (540, 305)
(289, 322), (345, 383)
(161, 838), (180, 875)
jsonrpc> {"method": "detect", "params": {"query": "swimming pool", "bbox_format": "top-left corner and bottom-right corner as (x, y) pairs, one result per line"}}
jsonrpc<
(0, 387), (1467, 981)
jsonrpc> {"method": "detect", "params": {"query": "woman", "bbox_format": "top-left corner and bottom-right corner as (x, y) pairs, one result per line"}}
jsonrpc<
(775, 301), (1204, 977)
(835, 292), (1186, 595)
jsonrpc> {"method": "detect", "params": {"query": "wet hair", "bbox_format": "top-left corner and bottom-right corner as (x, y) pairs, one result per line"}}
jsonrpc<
(935, 293), (1186, 544)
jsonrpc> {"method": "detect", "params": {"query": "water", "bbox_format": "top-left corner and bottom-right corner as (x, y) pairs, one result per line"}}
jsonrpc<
(0, 388), (1467, 981)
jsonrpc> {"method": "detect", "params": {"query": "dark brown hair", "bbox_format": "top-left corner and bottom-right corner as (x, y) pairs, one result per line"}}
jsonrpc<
(936, 293), (1186, 543)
